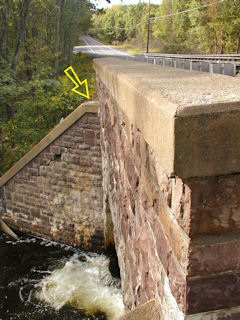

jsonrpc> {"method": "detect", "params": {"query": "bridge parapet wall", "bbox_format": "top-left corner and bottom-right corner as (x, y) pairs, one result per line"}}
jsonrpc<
(94, 58), (240, 319)
(0, 102), (103, 250)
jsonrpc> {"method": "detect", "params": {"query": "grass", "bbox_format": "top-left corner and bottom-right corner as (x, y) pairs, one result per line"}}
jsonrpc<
(111, 42), (162, 55)
(111, 43), (143, 55)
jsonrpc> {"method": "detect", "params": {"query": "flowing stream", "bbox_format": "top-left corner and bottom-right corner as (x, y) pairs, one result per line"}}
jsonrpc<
(0, 230), (124, 320)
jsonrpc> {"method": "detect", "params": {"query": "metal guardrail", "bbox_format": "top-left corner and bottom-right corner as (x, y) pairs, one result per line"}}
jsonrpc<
(140, 54), (240, 77)
(74, 47), (240, 77)
(142, 53), (240, 61)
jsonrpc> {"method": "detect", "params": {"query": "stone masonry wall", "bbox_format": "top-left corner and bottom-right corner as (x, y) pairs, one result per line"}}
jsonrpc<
(1, 111), (103, 251)
(97, 78), (240, 320)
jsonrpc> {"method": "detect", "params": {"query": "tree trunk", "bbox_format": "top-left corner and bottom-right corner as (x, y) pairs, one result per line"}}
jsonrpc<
(237, 32), (240, 54)
(220, 32), (225, 54)
(0, 0), (12, 60)
(55, 0), (64, 79)
(68, 36), (72, 66)
(11, 0), (32, 71)
(214, 35), (217, 54)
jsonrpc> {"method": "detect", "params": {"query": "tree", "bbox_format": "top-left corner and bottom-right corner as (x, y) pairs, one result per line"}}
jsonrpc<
(0, 0), (94, 175)
(0, 0), (12, 60)
(12, 0), (32, 71)
(55, 0), (64, 79)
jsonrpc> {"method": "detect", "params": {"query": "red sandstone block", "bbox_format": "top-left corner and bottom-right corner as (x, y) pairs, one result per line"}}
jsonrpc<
(75, 128), (84, 136)
(133, 130), (142, 175)
(73, 136), (84, 143)
(188, 236), (240, 276)
(12, 193), (24, 203)
(171, 178), (191, 234)
(186, 175), (240, 237)
(27, 167), (38, 175)
(149, 195), (189, 272)
(52, 166), (64, 174)
(124, 156), (139, 190)
(79, 114), (89, 124)
(61, 153), (74, 162)
(51, 145), (61, 155)
(43, 153), (55, 161)
(75, 149), (87, 156)
(79, 123), (91, 129)
(65, 127), (74, 135)
(89, 125), (101, 134)
(88, 116), (99, 125)
(16, 220), (32, 232)
(32, 161), (40, 168)
(186, 271), (240, 314)
(39, 168), (47, 176)
(168, 253), (186, 311)
(30, 207), (40, 217)
(12, 206), (29, 216)
(91, 167), (102, 175)
(40, 158), (51, 166)
(136, 178), (149, 211)
(140, 167), (159, 208)
(61, 140), (75, 148)
(28, 186), (40, 195)
(66, 176), (77, 183)
(60, 147), (68, 153)
(84, 129), (96, 145)
(148, 150), (159, 185)
(24, 197), (37, 207)
(62, 134), (73, 141)
(55, 136), (63, 144)
(76, 143), (90, 150)
(79, 158), (92, 167)
(5, 191), (12, 200)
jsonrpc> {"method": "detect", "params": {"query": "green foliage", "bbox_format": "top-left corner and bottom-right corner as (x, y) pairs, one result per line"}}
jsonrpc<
(92, 4), (152, 45)
(92, 0), (240, 54)
(0, 0), (96, 176)
(0, 54), (96, 175)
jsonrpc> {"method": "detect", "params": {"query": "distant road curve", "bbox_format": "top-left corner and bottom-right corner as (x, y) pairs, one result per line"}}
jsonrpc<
(74, 36), (240, 77)
(73, 35), (131, 58)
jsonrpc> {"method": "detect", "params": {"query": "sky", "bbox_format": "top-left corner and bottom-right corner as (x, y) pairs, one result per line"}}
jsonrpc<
(94, 0), (162, 9)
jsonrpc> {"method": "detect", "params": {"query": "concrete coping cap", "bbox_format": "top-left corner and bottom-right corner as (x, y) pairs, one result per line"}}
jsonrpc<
(94, 58), (240, 178)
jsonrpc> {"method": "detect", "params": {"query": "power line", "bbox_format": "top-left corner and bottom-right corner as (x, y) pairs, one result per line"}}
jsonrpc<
(150, 0), (227, 20)
(89, 24), (140, 31)
(91, 0), (229, 32)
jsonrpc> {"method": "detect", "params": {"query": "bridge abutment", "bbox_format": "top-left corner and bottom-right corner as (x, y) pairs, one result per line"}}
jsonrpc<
(95, 58), (240, 319)
(1, 57), (240, 319)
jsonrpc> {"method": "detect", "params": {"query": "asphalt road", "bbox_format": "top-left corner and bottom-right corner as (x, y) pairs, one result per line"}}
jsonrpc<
(73, 35), (131, 58)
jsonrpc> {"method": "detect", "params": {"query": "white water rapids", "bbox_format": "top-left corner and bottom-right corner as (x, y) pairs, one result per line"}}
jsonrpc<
(35, 253), (124, 320)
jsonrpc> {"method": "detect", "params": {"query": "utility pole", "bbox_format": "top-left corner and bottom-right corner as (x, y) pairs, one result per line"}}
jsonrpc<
(146, 0), (150, 53)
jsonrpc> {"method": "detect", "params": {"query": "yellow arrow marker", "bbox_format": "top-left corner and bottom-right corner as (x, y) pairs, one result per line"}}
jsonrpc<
(64, 66), (89, 99)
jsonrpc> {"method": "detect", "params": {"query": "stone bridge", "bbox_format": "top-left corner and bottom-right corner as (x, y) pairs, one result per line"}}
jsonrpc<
(1, 58), (240, 320)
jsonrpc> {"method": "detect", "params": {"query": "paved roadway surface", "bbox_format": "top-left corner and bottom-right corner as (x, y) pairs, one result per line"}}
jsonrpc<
(74, 36), (239, 76)
(73, 35), (131, 57)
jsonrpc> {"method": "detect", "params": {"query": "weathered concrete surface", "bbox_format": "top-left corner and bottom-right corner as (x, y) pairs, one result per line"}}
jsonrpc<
(95, 58), (240, 320)
(0, 102), (103, 250)
(94, 58), (240, 178)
